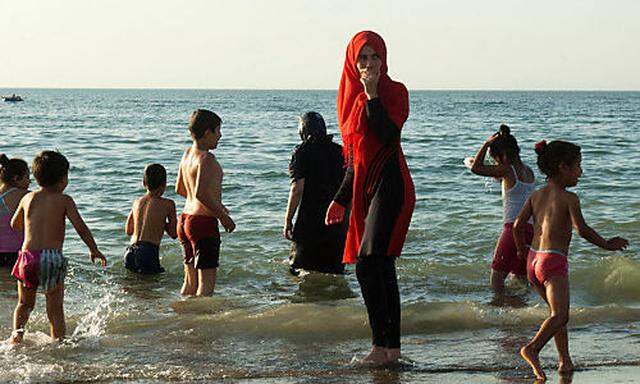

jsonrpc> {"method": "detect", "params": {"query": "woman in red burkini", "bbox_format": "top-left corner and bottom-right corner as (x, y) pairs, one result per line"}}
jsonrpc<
(326, 31), (415, 365)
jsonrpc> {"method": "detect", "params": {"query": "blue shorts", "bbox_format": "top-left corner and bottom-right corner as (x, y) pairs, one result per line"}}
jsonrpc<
(124, 241), (165, 274)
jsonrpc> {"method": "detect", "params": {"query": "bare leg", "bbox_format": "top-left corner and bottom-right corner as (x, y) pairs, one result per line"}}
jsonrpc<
(526, 283), (572, 375)
(490, 269), (508, 302)
(181, 263), (197, 296)
(45, 283), (66, 341)
(196, 268), (217, 297)
(555, 325), (573, 374)
(521, 276), (570, 381)
(11, 282), (36, 344)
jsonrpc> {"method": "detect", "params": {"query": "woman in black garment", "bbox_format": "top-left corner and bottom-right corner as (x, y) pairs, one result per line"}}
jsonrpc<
(283, 112), (347, 275)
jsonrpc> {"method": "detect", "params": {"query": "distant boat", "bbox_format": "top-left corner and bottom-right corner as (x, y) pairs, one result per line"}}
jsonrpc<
(2, 94), (24, 102)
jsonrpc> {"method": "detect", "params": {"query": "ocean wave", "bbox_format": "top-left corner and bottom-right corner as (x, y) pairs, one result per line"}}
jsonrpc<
(99, 300), (640, 342)
(573, 256), (640, 303)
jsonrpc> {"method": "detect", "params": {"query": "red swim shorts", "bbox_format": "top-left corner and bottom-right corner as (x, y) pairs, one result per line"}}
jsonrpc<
(178, 214), (220, 269)
(491, 222), (533, 276)
(527, 248), (569, 287)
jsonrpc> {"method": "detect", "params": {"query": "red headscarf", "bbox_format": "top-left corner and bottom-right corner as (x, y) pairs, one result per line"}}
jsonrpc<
(336, 31), (413, 264)
(337, 31), (409, 165)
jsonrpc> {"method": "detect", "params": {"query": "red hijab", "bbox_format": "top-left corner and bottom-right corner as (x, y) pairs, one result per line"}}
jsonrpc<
(336, 31), (412, 264)
(337, 30), (409, 165)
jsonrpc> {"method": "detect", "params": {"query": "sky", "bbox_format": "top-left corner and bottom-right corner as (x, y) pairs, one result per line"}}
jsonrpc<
(1, 0), (639, 90)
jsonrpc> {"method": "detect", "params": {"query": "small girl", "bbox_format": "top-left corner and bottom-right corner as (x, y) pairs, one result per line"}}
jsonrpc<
(470, 125), (535, 297)
(0, 154), (30, 268)
(514, 140), (628, 380)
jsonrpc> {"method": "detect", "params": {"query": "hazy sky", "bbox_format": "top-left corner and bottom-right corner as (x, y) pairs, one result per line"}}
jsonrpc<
(1, 0), (639, 90)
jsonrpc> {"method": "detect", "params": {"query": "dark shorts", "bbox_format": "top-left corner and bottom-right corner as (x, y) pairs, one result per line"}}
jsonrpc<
(178, 214), (220, 269)
(0, 252), (18, 268)
(123, 241), (165, 274)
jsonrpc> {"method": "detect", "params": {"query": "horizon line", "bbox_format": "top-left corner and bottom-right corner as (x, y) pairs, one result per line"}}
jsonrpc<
(2, 86), (639, 92)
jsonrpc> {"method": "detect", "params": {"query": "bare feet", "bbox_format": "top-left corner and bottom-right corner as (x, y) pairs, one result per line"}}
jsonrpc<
(360, 346), (388, 366)
(8, 329), (24, 345)
(520, 345), (546, 380)
(558, 360), (574, 375)
(385, 348), (401, 364)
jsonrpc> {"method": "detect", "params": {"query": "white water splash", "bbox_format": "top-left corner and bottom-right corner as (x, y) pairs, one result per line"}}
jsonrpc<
(71, 290), (118, 341)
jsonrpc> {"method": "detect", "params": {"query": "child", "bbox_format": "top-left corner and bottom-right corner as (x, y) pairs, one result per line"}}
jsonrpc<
(9, 151), (107, 344)
(175, 109), (235, 296)
(0, 154), (30, 268)
(124, 163), (177, 274)
(514, 140), (628, 380)
(470, 125), (535, 298)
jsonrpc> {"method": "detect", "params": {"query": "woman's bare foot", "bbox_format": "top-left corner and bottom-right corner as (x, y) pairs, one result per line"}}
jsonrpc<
(558, 360), (574, 375)
(520, 345), (546, 380)
(360, 346), (388, 366)
(385, 348), (401, 364)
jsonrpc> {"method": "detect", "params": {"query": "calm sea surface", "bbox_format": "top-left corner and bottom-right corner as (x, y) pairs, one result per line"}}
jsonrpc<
(0, 89), (639, 383)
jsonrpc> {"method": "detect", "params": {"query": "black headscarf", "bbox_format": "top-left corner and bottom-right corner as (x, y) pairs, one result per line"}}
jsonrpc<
(298, 112), (328, 143)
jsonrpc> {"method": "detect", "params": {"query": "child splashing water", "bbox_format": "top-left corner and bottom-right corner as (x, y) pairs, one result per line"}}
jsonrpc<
(9, 151), (107, 344)
(514, 140), (629, 380)
(470, 125), (535, 300)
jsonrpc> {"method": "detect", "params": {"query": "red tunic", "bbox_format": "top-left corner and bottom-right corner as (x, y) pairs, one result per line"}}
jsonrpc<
(336, 31), (415, 264)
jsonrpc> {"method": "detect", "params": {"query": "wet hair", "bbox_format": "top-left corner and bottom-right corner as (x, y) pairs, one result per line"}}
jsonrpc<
(188, 109), (222, 139)
(0, 154), (29, 185)
(535, 140), (581, 179)
(32, 151), (69, 187)
(298, 112), (327, 142)
(144, 163), (167, 191)
(489, 124), (521, 163)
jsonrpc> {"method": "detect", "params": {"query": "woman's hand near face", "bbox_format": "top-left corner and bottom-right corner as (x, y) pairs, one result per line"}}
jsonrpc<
(360, 69), (380, 99)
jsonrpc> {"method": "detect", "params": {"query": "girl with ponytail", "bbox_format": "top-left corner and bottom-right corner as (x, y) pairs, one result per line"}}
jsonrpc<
(469, 125), (536, 300)
(514, 139), (628, 380)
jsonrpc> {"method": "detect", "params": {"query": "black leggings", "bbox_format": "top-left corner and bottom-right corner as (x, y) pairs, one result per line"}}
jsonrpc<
(356, 255), (401, 349)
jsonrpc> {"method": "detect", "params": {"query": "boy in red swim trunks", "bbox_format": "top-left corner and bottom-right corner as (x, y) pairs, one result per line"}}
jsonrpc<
(9, 151), (107, 344)
(176, 109), (235, 296)
(513, 140), (628, 381)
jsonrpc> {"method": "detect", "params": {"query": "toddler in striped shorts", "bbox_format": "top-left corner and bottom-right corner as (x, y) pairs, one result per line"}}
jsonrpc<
(8, 151), (106, 344)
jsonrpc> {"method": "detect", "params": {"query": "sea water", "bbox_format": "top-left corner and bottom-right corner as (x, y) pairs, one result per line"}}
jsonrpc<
(0, 89), (639, 383)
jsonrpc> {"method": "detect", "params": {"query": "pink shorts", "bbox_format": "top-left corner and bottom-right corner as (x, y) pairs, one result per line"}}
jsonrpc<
(491, 223), (533, 276)
(11, 249), (67, 291)
(527, 248), (568, 287)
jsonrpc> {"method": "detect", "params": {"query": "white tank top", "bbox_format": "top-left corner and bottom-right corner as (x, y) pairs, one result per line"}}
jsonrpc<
(502, 165), (535, 224)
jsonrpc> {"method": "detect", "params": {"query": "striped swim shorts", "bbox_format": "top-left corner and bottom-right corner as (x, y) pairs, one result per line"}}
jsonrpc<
(12, 249), (68, 291)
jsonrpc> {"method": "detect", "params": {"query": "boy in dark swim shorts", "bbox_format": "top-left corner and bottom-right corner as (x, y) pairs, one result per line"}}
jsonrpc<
(175, 109), (235, 296)
(124, 164), (177, 274)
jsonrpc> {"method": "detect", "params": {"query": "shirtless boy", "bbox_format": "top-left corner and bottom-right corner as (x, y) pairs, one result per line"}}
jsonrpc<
(176, 109), (235, 296)
(9, 151), (106, 344)
(124, 163), (177, 274)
